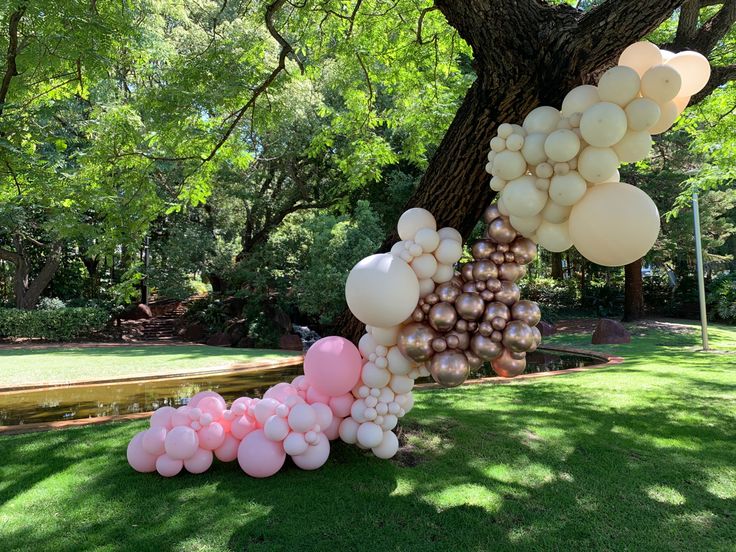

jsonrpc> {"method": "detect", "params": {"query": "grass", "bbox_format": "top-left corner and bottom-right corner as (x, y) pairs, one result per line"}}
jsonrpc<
(0, 320), (734, 551)
(0, 345), (301, 388)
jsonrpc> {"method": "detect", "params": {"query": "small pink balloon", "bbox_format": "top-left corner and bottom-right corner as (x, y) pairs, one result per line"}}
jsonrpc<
(328, 393), (355, 418)
(141, 427), (167, 456)
(149, 406), (176, 430)
(198, 422), (226, 451)
(127, 431), (157, 473)
(170, 406), (192, 427)
(238, 430), (286, 478)
(164, 426), (199, 460)
(184, 448), (214, 474)
(311, 403), (333, 430)
(291, 375), (308, 390)
(291, 433), (330, 471)
(306, 386), (330, 405)
(264, 415), (290, 442)
(219, 415), (232, 433)
(188, 391), (227, 411)
(196, 396), (226, 420)
(214, 435), (240, 462)
(264, 382), (299, 403)
(156, 453), (183, 477)
(230, 416), (257, 440)
(304, 337), (362, 397)
(324, 416), (342, 440)
(254, 398), (280, 426)
(231, 397), (251, 416)
(283, 432), (309, 456)
(288, 403), (317, 433)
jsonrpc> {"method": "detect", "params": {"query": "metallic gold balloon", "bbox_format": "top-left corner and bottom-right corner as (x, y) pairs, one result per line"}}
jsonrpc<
(483, 301), (511, 322)
(397, 323), (437, 362)
(446, 335), (460, 348)
(472, 260), (498, 281)
(425, 293), (439, 305)
(511, 300), (542, 327)
(529, 326), (542, 352)
(430, 350), (470, 387)
(446, 330), (470, 350)
(461, 263), (475, 282)
(502, 320), (535, 353)
(471, 239), (495, 260)
(486, 278), (502, 292)
(432, 337), (448, 352)
(479, 321), (493, 336)
(491, 330), (503, 342)
(491, 316), (507, 331)
(490, 252), (506, 265)
(436, 282), (461, 303)
(471, 334), (503, 361)
(497, 244), (509, 253)
(487, 217), (517, 244)
(475, 281), (486, 291)
(464, 350), (483, 371)
(455, 319), (468, 332)
(504, 252), (515, 263)
(462, 282), (477, 293)
(455, 293), (485, 320)
(428, 302), (457, 332)
(495, 281), (521, 306)
(481, 290), (495, 301)
(421, 303), (431, 313)
(483, 205), (501, 224)
(510, 237), (538, 265)
(492, 349), (527, 378)
(467, 321), (478, 333)
(412, 307), (425, 322)
(498, 262), (524, 282)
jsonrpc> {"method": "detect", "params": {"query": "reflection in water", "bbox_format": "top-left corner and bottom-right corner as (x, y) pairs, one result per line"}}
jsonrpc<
(0, 349), (604, 427)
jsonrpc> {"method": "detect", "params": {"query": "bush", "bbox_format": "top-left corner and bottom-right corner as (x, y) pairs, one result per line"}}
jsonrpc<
(37, 297), (67, 310)
(708, 272), (736, 322)
(519, 277), (578, 321)
(0, 307), (110, 341)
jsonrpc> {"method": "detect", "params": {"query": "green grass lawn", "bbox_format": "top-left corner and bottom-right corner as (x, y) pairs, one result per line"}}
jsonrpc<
(0, 345), (301, 388)
(1, 321), (734, 551)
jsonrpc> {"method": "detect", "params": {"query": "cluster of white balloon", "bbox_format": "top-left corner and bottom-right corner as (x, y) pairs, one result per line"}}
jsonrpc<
(486, 41), (711, 266)
(341, 209), (464, 456)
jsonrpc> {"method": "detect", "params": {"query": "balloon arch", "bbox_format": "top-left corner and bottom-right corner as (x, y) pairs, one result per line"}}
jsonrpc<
(128, 42), (710, 477)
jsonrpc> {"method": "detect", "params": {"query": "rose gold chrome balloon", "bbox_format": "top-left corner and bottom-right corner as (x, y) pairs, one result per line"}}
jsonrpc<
(446, 335), (460, 348)
(529, 326), (542, 352)
(461, 264), (474, 282)
(421, 303), (431, 313)
(496, 244), (509, 253)
(498, 262), (524, 282)
(510, 238), (537, 264)
(428, 302), (458, 332)
(471, 334), (503, 361)
(412, 307), (425, 322)
(491, 316), (507, 331)
(490, 252), (506, 265)
(397, 323), (437, 362)
(483, 301), (510, 322)
(492, 349), (527, 378)
(483, 205), (501, 223)
(504, 252), (515, 263)
(436, 282), (461, 303)
(451, 274), (464, 288)
(455, 319), (468, 333)
(479, 321), (493, 336)
(462, 282), (477, 293)
(487, 218), (517, 244)
(464, 350), (483, 371)
(455, 293), (485, 321)
(471, 239), (495, 260)
(502, 320), (535, 353)
(481, 290), (495, 301)
(475, 281), (486, 291)
(425, 293), (439, 305)
(473, 260), (498, 281)
(446, 330), (470, 350)
(511, 300), (542, 327)
(491, 330), (503, 342)
(467, 321), (478, 332)
(430, 351), (470, 387)
(432, 337), (448, 352)
(495, 281), (520, 306)
(485, 278), (502, 292)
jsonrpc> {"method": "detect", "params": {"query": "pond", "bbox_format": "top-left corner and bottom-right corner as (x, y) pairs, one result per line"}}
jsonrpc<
(0, 349), (607, 428)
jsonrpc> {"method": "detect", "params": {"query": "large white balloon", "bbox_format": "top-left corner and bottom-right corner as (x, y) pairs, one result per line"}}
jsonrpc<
(618, 41), (663, 76)
(579, 102), (628, 147)
(625, 98), (661, 132)
(666, 51), (711, 96)
(597, 66), (640, 106)
(613, 130), (652, 163)
(536, 221), (573, 252)
(561, 85), (600, 118)
(501, 175), (548, 217)
(523, 106), (561, 134)
(544, 129), (580, 162)
(577, 146), (619, 183)
(569, 182), (660, 267)
(491, 150), (527, 180)
(640, 65), (682, 103)
(345, 253), (420, 327)
(397, 208), (436, 241)
(549, 171), (587, 206)
(521, 132), (549, 166)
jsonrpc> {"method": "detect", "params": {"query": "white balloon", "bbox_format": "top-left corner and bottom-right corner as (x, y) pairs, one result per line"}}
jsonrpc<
(660, 49), (675, 62)
(490, 136), (506, 152)
(625, 98), (661, 132)
(358, 332), (378, 357)
(345, 253), (420, 327)
(389, 374), (413, 395)
(510, 124), (526, 137)
(597, 66), (641, 106)
(497, 196), (509, 216)
(569, 182), (660, 266)
(418, 278), (435, 298)
(549, 171), (587, 206)
(497, 123), (514, 138)
(491, 150), (527, 180)
(648, 100), (679, 134)
(434, 238), (462, 265)
(672, 94), (691, 115)
(413, 228), (440, 253)
(362, 362), (391, 388)
(520, 132), (549, 166)
(356, 422), (384, 448)
(370, 325), (400, 346)
(535, 162), (553, 179)
(541, 201), (572, 224)
(397, 208), (436, 241)
(618, 41), (663, 76)
(544, 129), (580, 162)
(410, 254), (437, 279)
(432, 264), (454, 283)
(372, 430), (399, 459)
(509, 213), (542, 236)
(640, 65), (682, 103)
(666, 51), (711, 96)
(613, 130), (652, 163)
(535, 220), (573, 252)
(501, 175), (548, 217)
(506, 134), (524, 151)
(523, 106), (561, 134)
(381, 414), (398, 431)
(490, 176), (507, 192)
(577, 146), (619, 183)
(437, 227), (462, 243)
(579, 102), (628, 147)
(387, 346), (413, 375)
(339, 417), (360, 444)
(561, 85), (600, 118)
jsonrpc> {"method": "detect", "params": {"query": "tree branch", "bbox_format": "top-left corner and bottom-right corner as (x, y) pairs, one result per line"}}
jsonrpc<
(675, 0), (702, 47)
(690, 0), (736, 54)
(692, 63), (736, 103)
(0, 7), (26, 117)
(0, 247), (21, 264)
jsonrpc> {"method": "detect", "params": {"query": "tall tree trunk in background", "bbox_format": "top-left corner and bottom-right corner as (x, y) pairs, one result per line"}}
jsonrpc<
(338, 0), (684, 341)
(0, 237), (63, 309)
(82, 256), (100, 298)
(624, 258), (644, 321)
(550, 253), (564, 280)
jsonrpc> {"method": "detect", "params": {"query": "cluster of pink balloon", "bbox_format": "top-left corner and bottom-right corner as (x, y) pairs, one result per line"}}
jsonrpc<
(486, 41), (710, 266)
(128, 336), (362, 477)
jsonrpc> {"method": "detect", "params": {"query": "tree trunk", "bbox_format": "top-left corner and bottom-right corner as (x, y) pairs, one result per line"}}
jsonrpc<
(4, 238), (64, 310)
(550, 253), (564, 280)
(337, 0), (684, 341)
(623, 258), (644, 321)
(82, 256), (100, 298)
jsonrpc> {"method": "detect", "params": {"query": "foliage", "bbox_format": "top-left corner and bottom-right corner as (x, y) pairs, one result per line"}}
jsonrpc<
(708, 272), (736, 322)
(36, 297), (66, 310)
(519, 277), (578, 321)
(0, 307), (108, 341)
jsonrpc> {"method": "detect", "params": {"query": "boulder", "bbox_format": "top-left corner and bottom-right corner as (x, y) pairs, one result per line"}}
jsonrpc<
(120, 303), (153, 321)
(591, 318), (631, 344)
(206, 332), (232, 347)
(227, 320), (248, 345)
(234, 336), (255, 348)
(279, 334), (303, 351)
(180, 323), (207, 341)
(537, 321), (556, 336)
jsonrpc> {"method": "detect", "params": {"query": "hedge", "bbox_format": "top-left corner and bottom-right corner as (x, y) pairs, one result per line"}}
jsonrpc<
(0, 307), (110, 341)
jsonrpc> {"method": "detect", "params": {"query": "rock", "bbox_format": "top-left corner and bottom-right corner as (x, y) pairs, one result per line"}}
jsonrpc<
(279, 334), (303, 351)
(537, 321), (556, 336)
(272, 307), (292, 332)
(222, 297), (246, 317)
(206, 332), (232, 347)
(180, 323), (207, 341)
(234, 336), (255, 348)
(227, 320), (247, 345)
(120, 303), (153, 320)
(591, 318), (631, 344)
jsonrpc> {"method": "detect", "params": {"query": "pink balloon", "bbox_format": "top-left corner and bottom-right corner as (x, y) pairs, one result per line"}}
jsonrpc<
(214, 435), (240, 462)
(288, 403), (317, 433)
(283, 432), (309, 456)
(164, 426), (199, 460)
(291, 433), (330, 470)
(311, 403), (333, 429)
(141, 427), (167, 456)
(254, 398), (280, 425)
(306, 386), (330, 405)
(149, 406), (176, 430)
(184, 448), (214, 474)
(328, 393), (355, 418)
(324, 416), (342, 440)
(237, 430), (286, 478)
(156, 453), (183, 477)
(196, 396), (226, 420)
(291, 375), (308, 390)
(127, 431), (157, 473)
(171, 406), (192, 427)
(264, 382), (299, 403)
(304, 337), (362, 397)
(230, 416), (257, 440)
(198, 422), (226, 451)
(264, 415), (290, 442)
(188, 391), (227, 411)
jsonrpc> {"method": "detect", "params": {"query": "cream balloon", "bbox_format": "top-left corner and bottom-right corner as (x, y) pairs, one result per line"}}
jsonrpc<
(561, 85), (600, 118)
(371, 325), (400, 346)
(490, 176), (507, 192)
(618, 41), (663, 76)
(541, 201), (571, 223)
(414, 227), (440, 253)
(497, 123), (513, 138)
(434, 238), (463, 265)
(432, 264), (455, 283)
(506, 133), (524, 151)
(579, 102), (628, 147)
(613, 130), (652, 163)
(501, 175), (548, 217)
(522, 106), (561, 134)
(577, 146), (619, 183)
(397, 208), (436, 241)
(345, 253), (420, 327)
(549, 171), (587, 206)
(418, 278), (435, 297)
(535, 220), (573, 252)
(569, 182), (660, 267)
(491, 150), (528, 180)
(672, 94), (691, 115)
(437, 227), (462, 243)
(509, 213), (542, 236)
(625, 98), (661, 132)
(597, 66), (640, 106)
(640, 65), (682, 103)
(497, 196), (509, 216)
(544, 129), (580, 162)
(648, 100), (679, 135)
(666, 51), (711, 96)
(520, 132), (549, 166)
(410, 254), (437, 279)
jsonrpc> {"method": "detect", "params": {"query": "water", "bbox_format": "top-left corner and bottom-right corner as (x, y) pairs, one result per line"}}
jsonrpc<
(0, 349), (605, 427)
(293, 325), (321, 350)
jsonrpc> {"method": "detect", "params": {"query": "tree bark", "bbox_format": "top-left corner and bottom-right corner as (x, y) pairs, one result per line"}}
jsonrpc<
(0, 237), (63, 309)
(623, 258), (644, 321)
(551, 253), (564, 280)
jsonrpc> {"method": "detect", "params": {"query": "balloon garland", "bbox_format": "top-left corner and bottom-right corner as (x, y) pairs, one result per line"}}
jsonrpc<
(127, 41), (710, 477)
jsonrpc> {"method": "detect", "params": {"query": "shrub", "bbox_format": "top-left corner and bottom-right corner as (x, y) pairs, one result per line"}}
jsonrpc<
(519, 277), (578, 320)
(37, 297), (67, 310)
(708, 272), (736, 322)
(0, 307), (110, 341)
